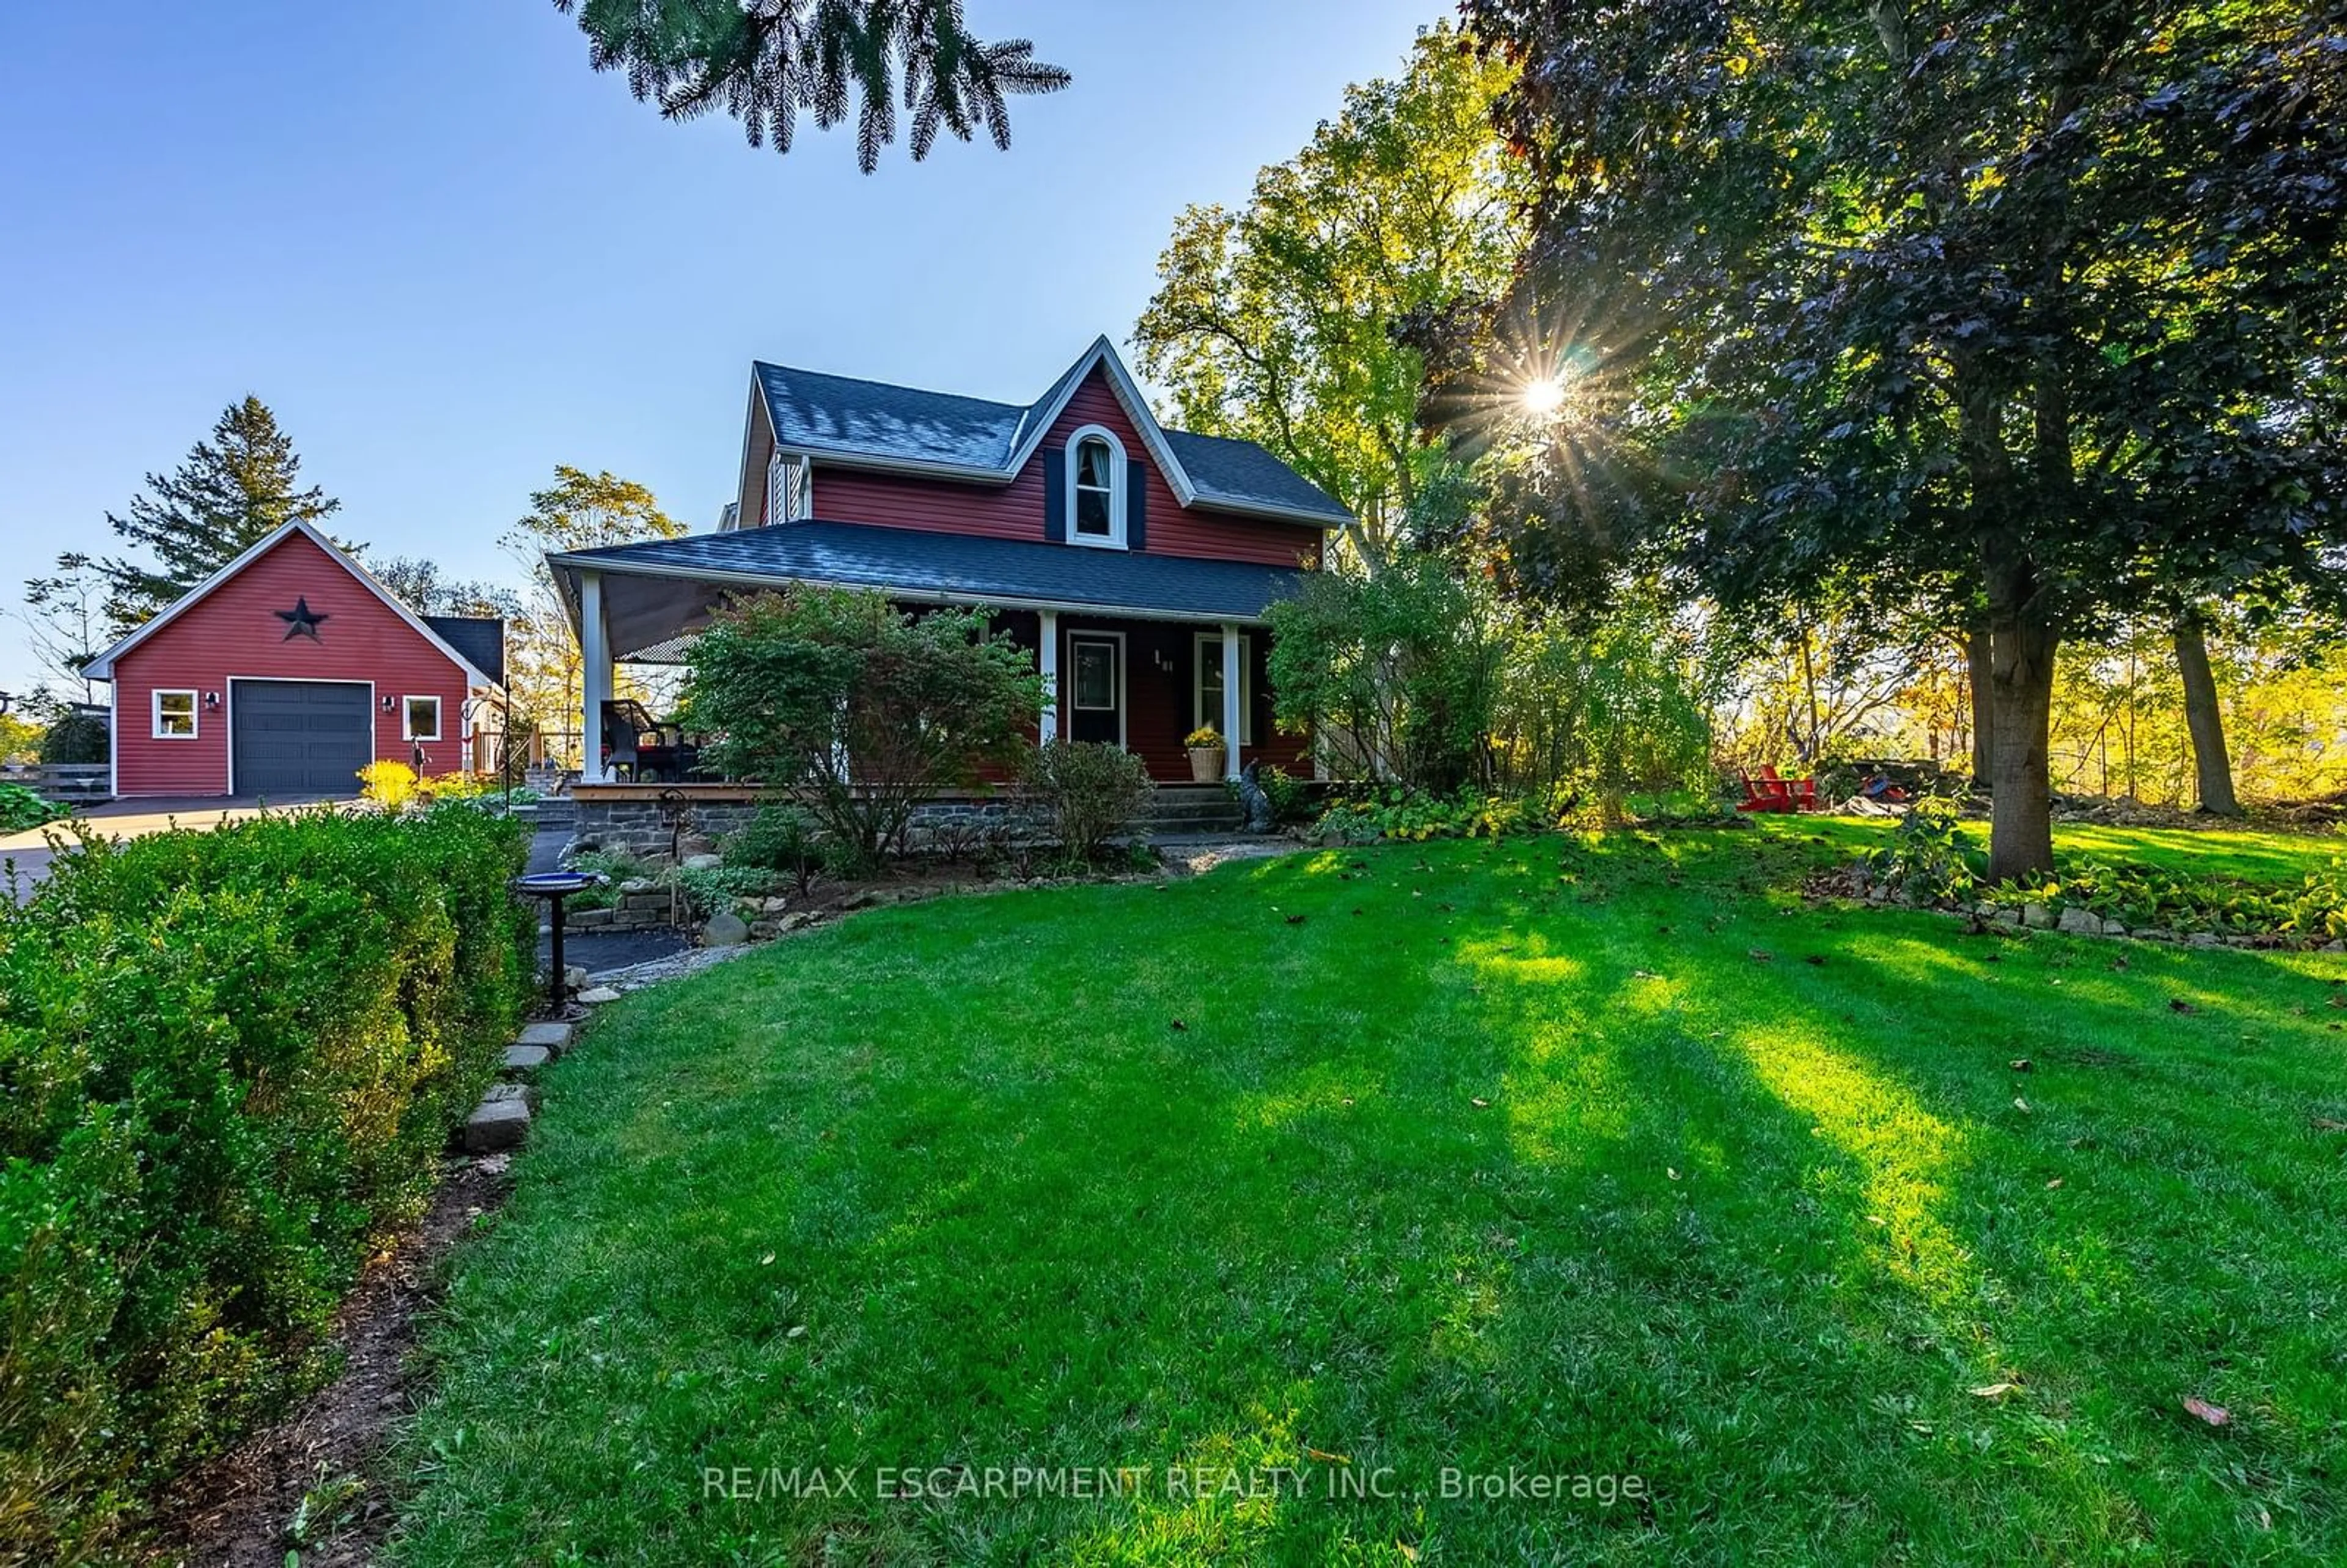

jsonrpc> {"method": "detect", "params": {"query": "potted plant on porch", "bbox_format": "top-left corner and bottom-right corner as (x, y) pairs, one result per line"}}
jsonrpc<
(1184, 725), (1225, 783)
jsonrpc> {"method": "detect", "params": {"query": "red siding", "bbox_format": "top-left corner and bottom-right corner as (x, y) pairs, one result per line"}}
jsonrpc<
(805, 368), (1324, 570)
(111, 531), (479, 797)
(961, 609), (1310, 784)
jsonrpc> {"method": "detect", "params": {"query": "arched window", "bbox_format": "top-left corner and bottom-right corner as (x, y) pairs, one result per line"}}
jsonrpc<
(1065, 426), (1126, 548)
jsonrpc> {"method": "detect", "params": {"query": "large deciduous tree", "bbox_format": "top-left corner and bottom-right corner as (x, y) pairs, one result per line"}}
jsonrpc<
(1134, 24), (1524, 565)
(1441, 0), (2346, 879)
(99, 395), (342, 632)
(500, 466), (688, 747)
(554, 0), (1068, 172)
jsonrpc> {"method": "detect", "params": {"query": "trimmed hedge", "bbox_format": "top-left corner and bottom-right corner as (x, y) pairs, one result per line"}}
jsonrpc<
(0, 805), (534, 1563)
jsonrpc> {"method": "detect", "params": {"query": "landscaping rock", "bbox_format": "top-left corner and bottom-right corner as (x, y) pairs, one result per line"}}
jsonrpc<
(1987, 906), (2020, 926)
(462, 1093), (531, 1152)
(2057, 906), (2102, 936)
(516, 1020), (576, 1054)
(503, 1044), (553, 1074)
(564, 965), (589, 992)
(779, 911), (817, 933)
(577, 986), (623, 1004)
(683, 853), (724, 871)
(2101, 918), (2129, 937)
(2185, 932), (2220, 948)
(568, 907), (613, 929)
(2022, 903), (2055, 929)
(485, 1080), (538, 1112)
(619, 877), (655, 893)
(2324, 940), (2346, 954)
(762, 896), (790, 914)
(703, 910), (751, 947)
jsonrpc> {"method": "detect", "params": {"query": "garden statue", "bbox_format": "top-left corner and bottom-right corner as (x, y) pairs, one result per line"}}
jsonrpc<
(1236, 761), (1275, 833)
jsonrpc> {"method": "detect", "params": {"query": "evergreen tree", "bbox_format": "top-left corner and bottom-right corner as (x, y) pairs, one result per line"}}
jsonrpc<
(555, 0), (1069, 172)
(101, 395), (342, 631)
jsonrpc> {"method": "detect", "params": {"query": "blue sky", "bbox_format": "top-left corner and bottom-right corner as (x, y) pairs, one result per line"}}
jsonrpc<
(0, 0), (1441, 697)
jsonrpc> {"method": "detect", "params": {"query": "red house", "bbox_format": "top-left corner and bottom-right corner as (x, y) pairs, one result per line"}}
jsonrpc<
(548, 336), (1349, 790)
(82, 521), (505, 799)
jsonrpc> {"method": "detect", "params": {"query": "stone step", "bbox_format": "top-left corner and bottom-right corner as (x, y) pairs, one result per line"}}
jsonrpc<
(516, 1019), (577, 1055)
(504, 1044), (553, 1074)
(463, 1086), (531, 1152)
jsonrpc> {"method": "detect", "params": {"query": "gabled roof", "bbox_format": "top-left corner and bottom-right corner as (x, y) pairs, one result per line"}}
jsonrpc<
(549, 519), (1307, 646)
(424, 615), (506, 687)
(82, 520), (501, 687)
(751, 335), (1351, 528)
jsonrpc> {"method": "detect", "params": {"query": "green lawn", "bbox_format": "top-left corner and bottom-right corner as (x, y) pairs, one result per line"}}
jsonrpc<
(392, 826), (2347, 1565)
(1789, 813), (2345, 886)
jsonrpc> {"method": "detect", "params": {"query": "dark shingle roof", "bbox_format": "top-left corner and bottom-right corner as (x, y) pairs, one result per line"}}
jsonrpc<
(751, 342), (1352, 526)
(559, 521), (1309, 622)
(424, 615), (505, 686)
(756, 363), (1025, 470)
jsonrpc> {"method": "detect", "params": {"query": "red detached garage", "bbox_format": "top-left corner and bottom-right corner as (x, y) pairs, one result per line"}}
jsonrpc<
(81, 521), (504, 799)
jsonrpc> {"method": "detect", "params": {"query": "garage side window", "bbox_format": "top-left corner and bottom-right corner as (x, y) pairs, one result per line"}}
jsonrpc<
(153, 689), (197, 739)
(403, 695), (442, 742)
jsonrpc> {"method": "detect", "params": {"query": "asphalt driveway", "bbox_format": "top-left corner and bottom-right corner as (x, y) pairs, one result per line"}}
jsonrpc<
(2, 794), (350, 898)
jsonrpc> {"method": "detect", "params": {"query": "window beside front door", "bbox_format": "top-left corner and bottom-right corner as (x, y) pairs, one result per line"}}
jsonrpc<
(1193, 632), (1252, 744)
(1068, 632), (1123, 746)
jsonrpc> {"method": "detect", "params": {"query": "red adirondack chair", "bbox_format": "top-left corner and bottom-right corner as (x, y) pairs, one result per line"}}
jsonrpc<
(1736, 765), (1818, 813)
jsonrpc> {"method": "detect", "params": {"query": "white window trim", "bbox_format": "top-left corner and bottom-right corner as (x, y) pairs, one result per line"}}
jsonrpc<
(1065, 629), (1128, 749)
(1064, 425), (1127, 550)
(402, 694), (443, 742)
(1192, 632), (1252, 742)
(152, 688), (199, 740)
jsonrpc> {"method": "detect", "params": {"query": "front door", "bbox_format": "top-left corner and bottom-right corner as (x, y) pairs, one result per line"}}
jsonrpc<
(1067, 632), (1123, 746)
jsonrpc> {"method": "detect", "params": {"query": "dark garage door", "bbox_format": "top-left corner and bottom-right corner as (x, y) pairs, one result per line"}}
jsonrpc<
(231, 680), (373, 797)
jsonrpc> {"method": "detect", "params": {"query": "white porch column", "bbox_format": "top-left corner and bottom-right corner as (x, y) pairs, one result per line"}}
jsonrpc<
(579, 570), (611, 781)
(1220, 621), (1243, 780)
(1038, 609), (1060, 744)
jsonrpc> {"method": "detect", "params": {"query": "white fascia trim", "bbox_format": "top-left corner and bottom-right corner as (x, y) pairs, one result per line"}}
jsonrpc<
(1005, 336), (1200, 507)
(542, 554), (1277, 629)
(81, 520), (496, 689)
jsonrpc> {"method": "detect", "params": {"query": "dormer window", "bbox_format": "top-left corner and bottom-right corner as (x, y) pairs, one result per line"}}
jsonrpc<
(1065, 426), (1126, 549)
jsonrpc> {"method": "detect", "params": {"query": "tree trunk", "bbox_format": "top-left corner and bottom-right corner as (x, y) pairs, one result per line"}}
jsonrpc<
(1962, 628), (1994, 786)
(1983, 611), (2059, 884)
(2172, 612), (2240, 815)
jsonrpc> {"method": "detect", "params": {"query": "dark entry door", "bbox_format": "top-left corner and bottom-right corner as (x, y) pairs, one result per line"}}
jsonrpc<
(1067, 634), (1122, 746)
(232, 680), (373, 796)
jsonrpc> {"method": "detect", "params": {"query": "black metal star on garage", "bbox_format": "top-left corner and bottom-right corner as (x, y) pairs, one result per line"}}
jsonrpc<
(275, 596), (329, 642)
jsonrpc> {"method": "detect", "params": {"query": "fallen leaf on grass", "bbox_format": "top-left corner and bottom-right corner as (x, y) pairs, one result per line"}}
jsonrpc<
(1666, 1167), (1682, 1181)
(1397, 1544), (1420, 1564)
(2010, 1058), (2032, 1072)
(1749, 949), (1774, 962)
(1169, 1019), (1188, 1032)
(2170, 998), (2197, 1014)
(1470, 1097), (1491, 1109)
(2182, 1396), (2230, 1427)
(1971, 1382), (2022, 1401)
(787, 1324), (808, 1339)
(1632, 969), (1663, 981)
(1306, 1446), (1351, 1464)
(2312, 1117), (2346, 1132)
(2046, 1178), (2064, 1189)
(1285, 914), (1307, 926)
(2013, 1097), (2031, 1113)
(1805, 954), (1826, 966)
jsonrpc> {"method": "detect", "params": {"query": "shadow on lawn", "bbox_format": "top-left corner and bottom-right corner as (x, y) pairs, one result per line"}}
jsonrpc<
(394, 836), (2345, 1565)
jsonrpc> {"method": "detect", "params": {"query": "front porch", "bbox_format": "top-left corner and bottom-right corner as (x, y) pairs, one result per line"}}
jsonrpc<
(549, 520), (1316, 789)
